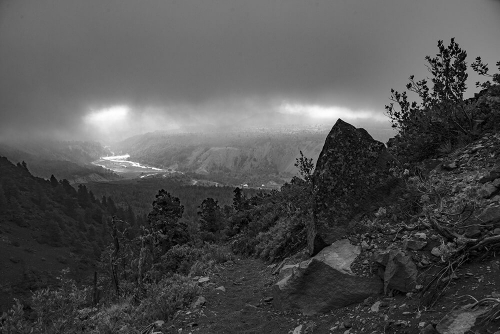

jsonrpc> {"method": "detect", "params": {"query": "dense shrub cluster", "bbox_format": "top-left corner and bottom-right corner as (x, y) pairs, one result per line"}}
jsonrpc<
(386, 38), (500, 162)
(229, 160), (313, 262)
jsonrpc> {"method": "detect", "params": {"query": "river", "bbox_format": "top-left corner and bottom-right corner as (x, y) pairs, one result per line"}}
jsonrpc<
(92, 154), (171, 178)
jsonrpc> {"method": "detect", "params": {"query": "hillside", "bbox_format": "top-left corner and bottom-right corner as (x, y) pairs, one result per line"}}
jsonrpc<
(111, 129), (328, 183)
(0, 157), (136, 313)
(0, 140), (121, 183)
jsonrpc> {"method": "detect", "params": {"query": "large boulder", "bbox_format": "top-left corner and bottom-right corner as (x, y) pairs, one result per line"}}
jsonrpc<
(309, 119), (394, 255)
(273, 239), (382, 315)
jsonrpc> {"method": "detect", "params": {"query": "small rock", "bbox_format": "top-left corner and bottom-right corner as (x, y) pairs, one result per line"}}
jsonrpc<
(370, 301), (381, 312)
(479, 183), (498, 199)
(379, 301), (389, 308)
(404, 239), (427, 251)
(215, 286), (226, 292)
(414, 232), (427, 239)
(9, 257), (20, 263)
(477, 206), (500, 224)
(493, 228), (500, 235)
(442, 161), (458, 170)
(342, 320), (352, 329)
(362, 296), (375, 306)
(361, 241), (371, 250)
(191, 296), (206, 309)
(292, 324), (303, 334)
(263, 297), (273, 303)
(198, 276), (210, 283)
(421, 323), (438, 334)
(431, 247), (442, 257)
(394, 320), (408, 327)
(244, 303), (258, 309)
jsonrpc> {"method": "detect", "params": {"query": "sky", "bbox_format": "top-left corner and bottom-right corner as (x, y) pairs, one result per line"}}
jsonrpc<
(1, 0), (499, 143)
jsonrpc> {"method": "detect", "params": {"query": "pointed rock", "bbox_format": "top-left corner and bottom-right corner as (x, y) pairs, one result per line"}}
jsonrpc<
(309, 119), (395, 255)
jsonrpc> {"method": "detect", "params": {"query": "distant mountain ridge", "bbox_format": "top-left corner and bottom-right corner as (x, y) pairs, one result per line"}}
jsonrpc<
(0, 140), (120, 183)
(111, 129), (329, 181)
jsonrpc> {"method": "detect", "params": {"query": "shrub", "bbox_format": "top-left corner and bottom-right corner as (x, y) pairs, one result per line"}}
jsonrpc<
(134, 275), (200, 324)
(386, 38), (500, 161)
(29, 269), (91, 333)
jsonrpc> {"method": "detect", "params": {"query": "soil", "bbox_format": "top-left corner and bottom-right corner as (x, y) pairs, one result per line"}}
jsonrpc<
(168, 254), (500, 334)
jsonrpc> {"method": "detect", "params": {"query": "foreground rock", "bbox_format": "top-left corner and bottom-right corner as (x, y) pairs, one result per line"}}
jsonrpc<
(373, 249), (418, 293)
(273, 239), (382, 315)
(309, 119), (394, 255)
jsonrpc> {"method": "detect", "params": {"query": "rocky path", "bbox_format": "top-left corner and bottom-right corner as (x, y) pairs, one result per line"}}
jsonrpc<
(165, 252), (500, 334)
(169, 258), (304, 333)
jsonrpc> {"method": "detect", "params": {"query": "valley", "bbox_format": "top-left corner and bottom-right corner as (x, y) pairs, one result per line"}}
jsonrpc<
(92, 154), (179, 179)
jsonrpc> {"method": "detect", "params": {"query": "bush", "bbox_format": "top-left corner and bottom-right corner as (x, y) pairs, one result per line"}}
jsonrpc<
(254, 213), (307, 261)
(134, 275), (200, 324)
(386, 38), (500, 162)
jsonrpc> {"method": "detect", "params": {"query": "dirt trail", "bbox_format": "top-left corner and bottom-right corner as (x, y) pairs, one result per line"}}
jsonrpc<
(169, 258), (304, 333)
(168, 256), (500, 334)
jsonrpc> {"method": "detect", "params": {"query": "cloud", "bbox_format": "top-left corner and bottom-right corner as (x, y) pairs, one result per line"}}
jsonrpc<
(0, 0), (499, 142)
(278, 103), (387, 122)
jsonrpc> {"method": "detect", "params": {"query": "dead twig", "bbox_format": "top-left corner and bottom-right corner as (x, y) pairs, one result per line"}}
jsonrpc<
(427, 214), (462, 241)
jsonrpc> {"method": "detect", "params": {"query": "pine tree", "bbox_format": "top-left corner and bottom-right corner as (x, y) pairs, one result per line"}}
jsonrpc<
(50, 175), (59, 188)
(198, 198), (222, 234)
(0, 184), (7, 209)
(147, 189), (188, 255)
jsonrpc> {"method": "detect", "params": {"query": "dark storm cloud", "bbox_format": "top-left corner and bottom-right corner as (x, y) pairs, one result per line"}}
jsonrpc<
(1, 0), (499, 141)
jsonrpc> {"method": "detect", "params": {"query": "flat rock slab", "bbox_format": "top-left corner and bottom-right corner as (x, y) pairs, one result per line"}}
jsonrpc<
(273, 258), (382, 315)
(274, 239), (382, 315)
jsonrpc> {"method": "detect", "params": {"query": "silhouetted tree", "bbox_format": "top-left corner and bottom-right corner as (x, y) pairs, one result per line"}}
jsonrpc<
(0, 184), (6, 209)
(77, 184), (90, 208)
(89, 190), (96, 203)
(50, 175), (58, 188)
(294, 151), (314, 183)
(147, 189), (188, 255)
(233, 187), (245, 212)
(198, 198), (222, 234)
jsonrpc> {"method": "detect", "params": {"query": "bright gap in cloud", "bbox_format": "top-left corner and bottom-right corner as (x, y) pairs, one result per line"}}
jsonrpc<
(82, 105), (183, 142)
(84, 105), (129, 126)
(278, 102), (385, 122)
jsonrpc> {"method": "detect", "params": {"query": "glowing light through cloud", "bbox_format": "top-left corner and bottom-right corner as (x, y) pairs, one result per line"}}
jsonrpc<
(278, 102), (386, 122)
(82, 105), (181, 143)
(84, 105), (129, 126)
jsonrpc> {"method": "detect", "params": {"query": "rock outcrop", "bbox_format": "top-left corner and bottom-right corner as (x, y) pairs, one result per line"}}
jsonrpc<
(273, 239), (382, 315)
(309, 119), (394, 255)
